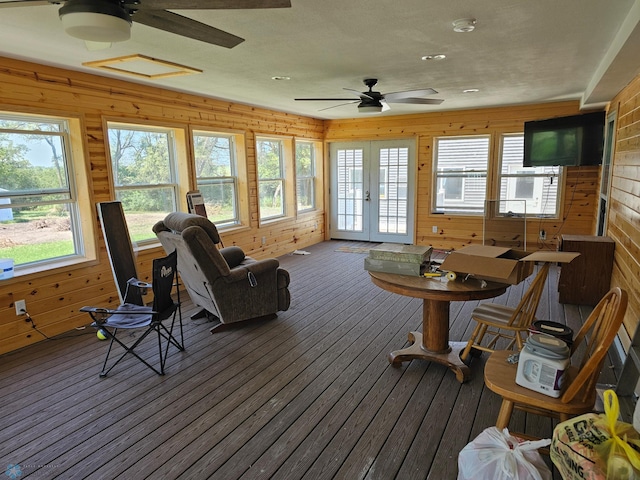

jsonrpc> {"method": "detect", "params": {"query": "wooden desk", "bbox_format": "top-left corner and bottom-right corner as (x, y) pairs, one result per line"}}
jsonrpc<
(369, 271), (508, 383)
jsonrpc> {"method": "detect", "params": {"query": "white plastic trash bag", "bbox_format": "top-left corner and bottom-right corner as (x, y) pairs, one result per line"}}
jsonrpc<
(458, 427), (552, 480)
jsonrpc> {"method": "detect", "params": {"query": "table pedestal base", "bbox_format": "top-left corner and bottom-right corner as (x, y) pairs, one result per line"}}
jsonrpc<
(388, 331), (471, 383)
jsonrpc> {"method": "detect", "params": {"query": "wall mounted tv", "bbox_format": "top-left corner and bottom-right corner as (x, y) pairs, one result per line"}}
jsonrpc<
(523, 111), (605, 167)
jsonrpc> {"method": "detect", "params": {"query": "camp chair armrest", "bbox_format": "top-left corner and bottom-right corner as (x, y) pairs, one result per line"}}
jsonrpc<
(80, 306), (119, 315)
(80, 306), (158, 315)
(127, 277), (152, 289)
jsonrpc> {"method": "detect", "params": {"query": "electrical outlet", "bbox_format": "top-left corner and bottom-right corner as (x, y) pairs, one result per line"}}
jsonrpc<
(432, 226), (438, 233)
(539, 230), (546, 240)
(261, 236), (267, 246)
(15, 299), (26, 316)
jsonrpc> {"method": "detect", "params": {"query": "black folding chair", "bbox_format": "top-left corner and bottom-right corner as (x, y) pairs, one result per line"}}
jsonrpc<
(81, 250), (184, 377)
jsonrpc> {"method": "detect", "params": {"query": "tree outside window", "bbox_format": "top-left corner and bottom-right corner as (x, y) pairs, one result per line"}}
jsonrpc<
(0, 114), (82, 267)
(193, 131), (238, 225)
(107, 124), (178, 243)
(295, 141), (315, 212)
(256, 138), (285, 220)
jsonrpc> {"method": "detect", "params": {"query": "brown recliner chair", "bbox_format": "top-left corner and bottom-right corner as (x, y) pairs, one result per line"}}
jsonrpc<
(152, 212), (290, 332)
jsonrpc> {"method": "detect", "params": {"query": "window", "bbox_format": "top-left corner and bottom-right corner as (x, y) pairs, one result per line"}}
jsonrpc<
(499, 134), (560, 217)
(107, 123), (180, 244)
(193, 131), (239, 225)
(295, 141), (316, 212)
(433, 136), (489, 214)
(439, 168), (464, 200)
(0, 112), (94, 270)
(256, 137), (285, 220)
(378, 145), (410, 234)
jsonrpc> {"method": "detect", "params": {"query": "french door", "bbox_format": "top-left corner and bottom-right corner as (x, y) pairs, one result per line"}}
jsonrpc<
(329, 140), (416, 243)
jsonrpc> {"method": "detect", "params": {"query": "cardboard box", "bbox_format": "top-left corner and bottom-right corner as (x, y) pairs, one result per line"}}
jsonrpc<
(369, 243), (432, 264)
(440, 245), (579, 285)
(364, 257), (426, 276)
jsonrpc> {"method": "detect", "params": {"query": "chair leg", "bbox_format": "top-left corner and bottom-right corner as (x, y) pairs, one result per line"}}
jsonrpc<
(475, 324), (490, 349)
(100, 326), (165, 377)
(158, 311), (185, 374)
(496, 399), (514, 429)
(461, 323), (483, 361)
(99, 328), (118, 378)
(157, 325), (165, 376)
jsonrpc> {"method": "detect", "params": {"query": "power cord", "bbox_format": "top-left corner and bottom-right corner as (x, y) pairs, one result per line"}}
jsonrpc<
(21, 309), (52, 340)
(21, 309), (93, 340)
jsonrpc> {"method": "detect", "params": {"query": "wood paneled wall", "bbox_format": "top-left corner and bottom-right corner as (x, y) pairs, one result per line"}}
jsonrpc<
(324, 101), (598, 251)
(608, 73), (640, 346)
(1, 54), (630, 356)
(0, 57), (325, 355)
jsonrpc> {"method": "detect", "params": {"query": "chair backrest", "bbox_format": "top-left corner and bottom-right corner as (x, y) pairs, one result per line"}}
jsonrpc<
(508, 262), (550, 328)
(152, 214), (224, 319)
(151, 249), (178, 317)
(561, 287), (628, 404)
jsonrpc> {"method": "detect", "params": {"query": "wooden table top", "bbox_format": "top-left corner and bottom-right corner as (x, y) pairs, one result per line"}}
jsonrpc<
(368, 271), (509, 302)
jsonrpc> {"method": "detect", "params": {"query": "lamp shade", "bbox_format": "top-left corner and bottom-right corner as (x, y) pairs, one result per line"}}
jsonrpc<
(59, 0), (131, 43)
(61, 12), (131, 42)
(358, 104), (383, 114)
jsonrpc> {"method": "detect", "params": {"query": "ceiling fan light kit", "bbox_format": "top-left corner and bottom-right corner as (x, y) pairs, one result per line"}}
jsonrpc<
(358, 104), (383, 114)
(60, 0), (131, 43)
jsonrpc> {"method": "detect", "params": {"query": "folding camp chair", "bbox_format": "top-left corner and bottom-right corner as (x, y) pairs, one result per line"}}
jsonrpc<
(81, 250), (184, 377)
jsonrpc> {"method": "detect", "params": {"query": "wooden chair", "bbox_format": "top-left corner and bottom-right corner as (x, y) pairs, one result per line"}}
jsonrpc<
(460, 262), (551, 362)
(484, 287), (628, 434)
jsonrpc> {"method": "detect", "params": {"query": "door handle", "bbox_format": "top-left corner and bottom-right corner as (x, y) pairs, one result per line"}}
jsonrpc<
(365, 190), (371, 201)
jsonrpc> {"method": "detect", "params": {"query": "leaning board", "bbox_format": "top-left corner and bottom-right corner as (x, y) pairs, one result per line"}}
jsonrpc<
(98, 201), (142, 305)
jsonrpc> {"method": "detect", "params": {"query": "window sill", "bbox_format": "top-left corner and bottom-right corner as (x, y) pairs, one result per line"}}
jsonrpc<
(7, 255), (99, 283)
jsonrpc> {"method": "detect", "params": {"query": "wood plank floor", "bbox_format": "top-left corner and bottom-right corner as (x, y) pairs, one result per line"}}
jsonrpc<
(0, 240), (617, 479)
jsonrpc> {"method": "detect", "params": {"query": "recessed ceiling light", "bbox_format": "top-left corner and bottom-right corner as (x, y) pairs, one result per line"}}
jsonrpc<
(421, 54), (446, 61)
(463, 88), (480, 93)
(453, 18), (476, 33)
(272, 76), (291, 81)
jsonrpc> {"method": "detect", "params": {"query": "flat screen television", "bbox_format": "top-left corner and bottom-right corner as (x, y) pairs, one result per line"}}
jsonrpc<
(523, 111), (605, 167)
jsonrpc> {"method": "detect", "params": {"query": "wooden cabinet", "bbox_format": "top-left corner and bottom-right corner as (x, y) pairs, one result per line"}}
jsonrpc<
(558, 235), (615, 305)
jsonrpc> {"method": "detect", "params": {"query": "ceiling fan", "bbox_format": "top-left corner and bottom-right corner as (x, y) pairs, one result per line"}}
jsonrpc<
(295, 78), (444, 113)
(0, 0), (292, 48)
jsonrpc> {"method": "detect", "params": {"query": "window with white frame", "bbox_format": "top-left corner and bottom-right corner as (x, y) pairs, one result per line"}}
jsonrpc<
(193, 131), (239, 225)
(433, 136), (489, 214)
(0, 113), (93, 269)
(295, 141), (316, 212)
(256, 137), (285, 220)
(499, 134), (560, 217)
(107, 123), (179, 243)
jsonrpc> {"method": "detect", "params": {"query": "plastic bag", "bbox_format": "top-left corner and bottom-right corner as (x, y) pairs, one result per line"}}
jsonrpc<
(550, 389), (640, 479)
(458, 426), (551, 480)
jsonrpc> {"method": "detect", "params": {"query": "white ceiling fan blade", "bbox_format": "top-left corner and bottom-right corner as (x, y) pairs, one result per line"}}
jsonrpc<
(318, 101), (359, 112)
(387, 97), (444, 105)
(384, 88), (438, 101)
(381, 100), (391, 112)
(343, 88), (374, 100)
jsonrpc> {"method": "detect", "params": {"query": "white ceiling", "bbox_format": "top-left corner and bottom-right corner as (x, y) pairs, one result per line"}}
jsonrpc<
(1, 0), (639, 120)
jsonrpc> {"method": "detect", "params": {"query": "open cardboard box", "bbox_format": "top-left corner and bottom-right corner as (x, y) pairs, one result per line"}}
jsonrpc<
(440, 245), (580, 285)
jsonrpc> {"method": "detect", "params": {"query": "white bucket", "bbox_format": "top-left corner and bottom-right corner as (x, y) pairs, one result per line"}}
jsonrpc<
(0, 258), (14, 280)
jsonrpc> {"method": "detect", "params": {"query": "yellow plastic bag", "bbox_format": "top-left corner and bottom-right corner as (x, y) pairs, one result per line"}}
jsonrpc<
(551, 389), (640, 479)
